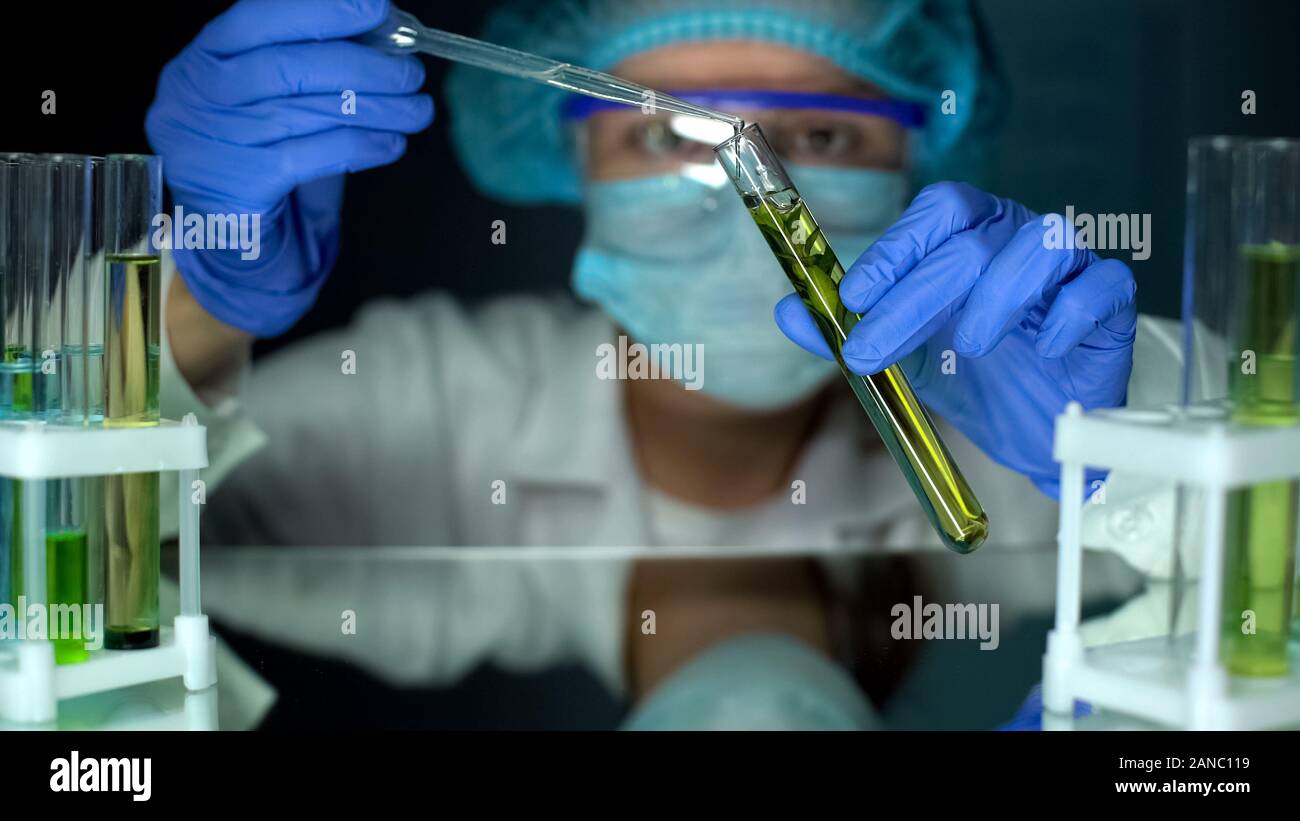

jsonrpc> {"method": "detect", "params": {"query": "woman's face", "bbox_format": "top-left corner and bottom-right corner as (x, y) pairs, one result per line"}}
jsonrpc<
(584, 41), (906, 181)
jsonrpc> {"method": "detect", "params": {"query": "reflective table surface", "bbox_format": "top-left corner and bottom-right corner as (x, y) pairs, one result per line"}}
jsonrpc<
(6, 542), (1174, 730)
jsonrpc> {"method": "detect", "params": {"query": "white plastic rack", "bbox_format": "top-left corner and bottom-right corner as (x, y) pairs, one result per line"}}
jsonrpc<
(0, 414), (215, 726)
(1044, 402), (1300, 730)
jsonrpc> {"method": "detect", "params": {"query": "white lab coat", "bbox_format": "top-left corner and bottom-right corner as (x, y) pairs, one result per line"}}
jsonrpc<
(158, 262), (1185, 694)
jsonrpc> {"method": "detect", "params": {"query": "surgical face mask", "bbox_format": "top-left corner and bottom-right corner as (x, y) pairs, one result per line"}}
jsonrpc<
(573, 164), (909, 410)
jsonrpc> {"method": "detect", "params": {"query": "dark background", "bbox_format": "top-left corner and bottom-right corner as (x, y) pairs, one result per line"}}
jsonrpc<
(5, 0), (1297, 728)
(4, 0), (1299, 350)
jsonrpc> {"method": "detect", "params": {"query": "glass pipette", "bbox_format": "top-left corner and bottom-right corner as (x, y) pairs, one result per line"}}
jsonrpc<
(357, 8), (743, 128)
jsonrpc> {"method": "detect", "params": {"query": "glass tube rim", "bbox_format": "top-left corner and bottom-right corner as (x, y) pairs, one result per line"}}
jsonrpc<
(36, 153), (90, 165)
(711, 120), (762, 151)
(1189, 134), (1300, 153)
(104, 153), (160, 165)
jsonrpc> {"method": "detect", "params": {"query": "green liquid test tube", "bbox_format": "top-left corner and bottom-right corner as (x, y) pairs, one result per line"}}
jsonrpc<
(716, 124), (987, 553)
(9, 481), (90, 665)
(46, 527), (89, 665)
(1221, 241), (1299, 676)
(49, 455), (90, 662)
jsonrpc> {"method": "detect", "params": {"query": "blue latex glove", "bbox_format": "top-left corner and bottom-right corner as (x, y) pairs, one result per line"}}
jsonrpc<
(146, 0), (434, 337)
(774, 182), (1137, 498)
(997, 683), (1092, 730)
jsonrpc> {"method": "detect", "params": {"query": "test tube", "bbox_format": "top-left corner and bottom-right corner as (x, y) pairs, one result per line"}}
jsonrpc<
(1, 157), (98, 662)
(1171, 138), (1237, 641)
(714, 124), (988, 553)
(48, 156), (97, 663)
(54, 155), (104, 425)
(41, 155), (105, 423)
(0, 157), (16, 612)
(2, 154), (34, 420)
(101, 154), (162, 649)
(0, 155), (21, 417)
(81, 158), (107, 618)
(1222, 139), (1299, 676)
(9, 158), (49, 417)
(6, 158), (53, 616)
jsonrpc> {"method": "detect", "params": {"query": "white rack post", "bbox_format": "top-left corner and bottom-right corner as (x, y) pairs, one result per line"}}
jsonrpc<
(1043, 402), (1300, 730)
(0, 414), (216, 726)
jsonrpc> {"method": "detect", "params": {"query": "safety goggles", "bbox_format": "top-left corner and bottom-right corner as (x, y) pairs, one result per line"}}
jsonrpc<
(567, 88), (925, 179)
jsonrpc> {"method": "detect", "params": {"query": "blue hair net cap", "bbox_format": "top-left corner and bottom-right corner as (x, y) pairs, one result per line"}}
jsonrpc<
(445, 0), (1006, 205)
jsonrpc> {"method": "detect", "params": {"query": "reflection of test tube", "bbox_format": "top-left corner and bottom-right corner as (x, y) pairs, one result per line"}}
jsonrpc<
(1222, 139), (1300, 676)
(714, 124), (988, 553)
(101, 155), (162, 649)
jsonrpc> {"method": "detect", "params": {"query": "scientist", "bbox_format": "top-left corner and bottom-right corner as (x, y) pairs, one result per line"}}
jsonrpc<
(147, 0), (1177, 724)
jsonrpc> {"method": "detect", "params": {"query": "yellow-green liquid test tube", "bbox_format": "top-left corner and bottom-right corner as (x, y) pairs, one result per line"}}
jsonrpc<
(104, 254), (161, 426)
(101, 155), (163, 650)
(1221, 241), (1299, 676)
(716, 124), (987, 553)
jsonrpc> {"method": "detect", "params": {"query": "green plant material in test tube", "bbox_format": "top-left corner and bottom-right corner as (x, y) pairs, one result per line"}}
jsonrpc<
(4, 345), (62, 417)
(1222, 241), (1299, 676)
(3, 344), (33, 414)
(745, 187), (988, 552)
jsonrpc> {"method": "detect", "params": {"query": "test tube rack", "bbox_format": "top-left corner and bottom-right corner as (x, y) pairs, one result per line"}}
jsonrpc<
(0, 414), (216, 726)
(1043, 402), (1300, 730)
